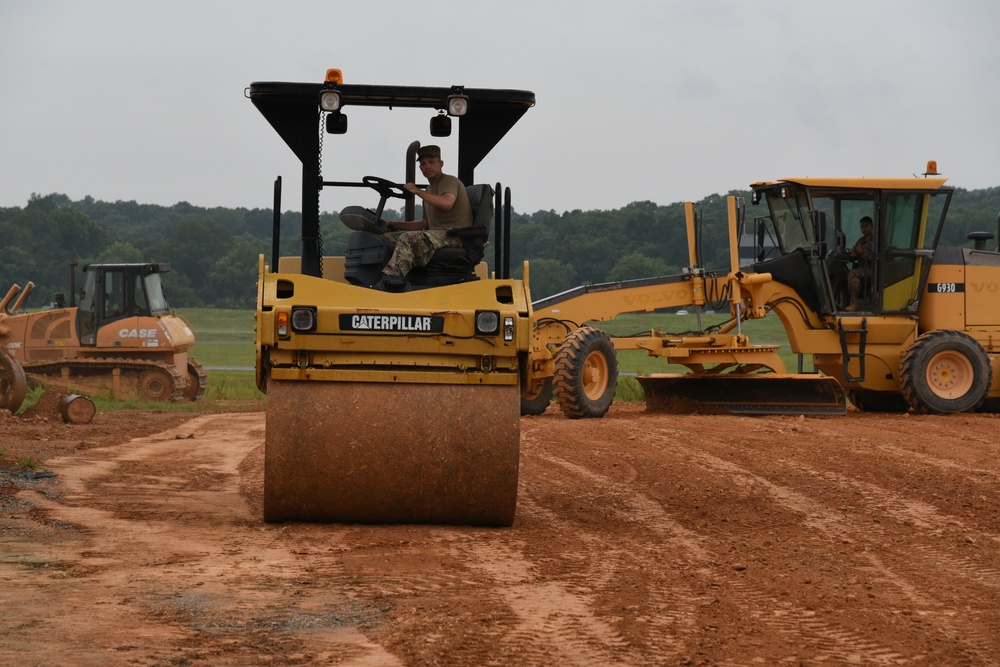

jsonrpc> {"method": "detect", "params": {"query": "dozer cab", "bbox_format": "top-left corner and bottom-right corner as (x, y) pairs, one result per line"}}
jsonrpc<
(249, 69), (535, 525)
(525, 163), (1000, 417)
(0, 263), (205, 411)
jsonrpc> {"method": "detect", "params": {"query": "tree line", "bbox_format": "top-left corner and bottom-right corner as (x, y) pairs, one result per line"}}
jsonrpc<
(2, 187), (999, 308)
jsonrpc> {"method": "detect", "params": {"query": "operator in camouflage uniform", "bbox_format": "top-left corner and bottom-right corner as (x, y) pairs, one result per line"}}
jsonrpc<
(379, 145), (472, 289)
(845, 216), (874, 311)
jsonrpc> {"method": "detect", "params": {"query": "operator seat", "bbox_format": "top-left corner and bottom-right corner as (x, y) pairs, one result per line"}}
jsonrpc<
(423, 184), (494, 274)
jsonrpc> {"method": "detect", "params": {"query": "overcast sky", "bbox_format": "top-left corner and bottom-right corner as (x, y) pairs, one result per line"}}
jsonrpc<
(2, 0), (999, 217)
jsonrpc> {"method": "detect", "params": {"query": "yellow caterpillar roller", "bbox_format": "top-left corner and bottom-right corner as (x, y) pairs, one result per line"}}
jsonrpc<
(249, 70), (534, 525)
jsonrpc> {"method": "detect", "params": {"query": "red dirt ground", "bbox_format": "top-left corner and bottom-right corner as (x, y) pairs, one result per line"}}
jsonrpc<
(2, 392), (1000, 666)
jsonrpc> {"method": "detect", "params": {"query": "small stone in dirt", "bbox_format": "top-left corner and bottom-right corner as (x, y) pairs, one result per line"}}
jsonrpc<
(18, 471), (57, 480)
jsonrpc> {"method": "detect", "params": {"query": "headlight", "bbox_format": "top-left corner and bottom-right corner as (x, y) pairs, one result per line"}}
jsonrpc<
(320, 90), (341, 112)
(447, 93), (469, 116)
(475, 310), (499, 336)
(291, 307), (317, 332)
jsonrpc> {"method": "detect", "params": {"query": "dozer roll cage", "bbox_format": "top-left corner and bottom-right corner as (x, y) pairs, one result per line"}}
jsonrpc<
(247, 81), (536, 279)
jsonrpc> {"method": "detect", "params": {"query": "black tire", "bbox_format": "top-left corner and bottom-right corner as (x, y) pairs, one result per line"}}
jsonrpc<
(552, 326), (618, 419)
(520, 378), (554, 416)
(899, 330), (991, 414)
(847, 389), (911, 413)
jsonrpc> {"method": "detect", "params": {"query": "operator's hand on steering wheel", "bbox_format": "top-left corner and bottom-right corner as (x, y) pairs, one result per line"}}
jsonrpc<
(404, 182), (421, 196)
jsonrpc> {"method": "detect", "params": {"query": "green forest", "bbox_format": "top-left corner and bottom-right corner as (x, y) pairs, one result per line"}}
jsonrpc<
(2, 186), (999, 307)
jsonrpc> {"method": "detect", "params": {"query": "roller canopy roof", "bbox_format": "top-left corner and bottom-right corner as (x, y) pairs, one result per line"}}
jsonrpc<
(248, 81), (536, 185)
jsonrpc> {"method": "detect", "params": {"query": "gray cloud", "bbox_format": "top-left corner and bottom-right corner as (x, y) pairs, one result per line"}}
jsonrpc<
(2, 0), (998, 216)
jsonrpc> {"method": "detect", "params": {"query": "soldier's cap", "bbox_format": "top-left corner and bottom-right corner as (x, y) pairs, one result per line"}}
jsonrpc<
(416, 145), (441, 160)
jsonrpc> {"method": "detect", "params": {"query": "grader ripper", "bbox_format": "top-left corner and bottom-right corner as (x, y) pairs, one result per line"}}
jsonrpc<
(526, 164), (1000, 419)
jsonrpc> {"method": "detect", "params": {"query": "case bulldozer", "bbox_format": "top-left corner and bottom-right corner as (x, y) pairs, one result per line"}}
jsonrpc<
(523, 163), (1000, 418)
(249, 69), (535, 525)
(0, 262), (206, 413)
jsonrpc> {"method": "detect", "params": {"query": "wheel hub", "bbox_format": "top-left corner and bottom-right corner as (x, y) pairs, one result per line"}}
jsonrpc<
(927, 351), (973, 399)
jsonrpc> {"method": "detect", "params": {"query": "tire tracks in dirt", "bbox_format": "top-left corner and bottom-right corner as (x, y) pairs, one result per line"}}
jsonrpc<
(517, 420), (910, 666)
(626, 413), (1000, 666)
(6, 413), (400, 667)
(4, 407), (1000, 665)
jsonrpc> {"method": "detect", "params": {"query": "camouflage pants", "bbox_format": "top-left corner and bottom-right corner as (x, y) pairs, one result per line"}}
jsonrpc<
(382, 230), (462, 278)
(847, 266), (871, 296)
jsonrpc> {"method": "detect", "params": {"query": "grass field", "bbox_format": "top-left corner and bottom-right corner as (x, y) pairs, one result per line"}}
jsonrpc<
(177, 308), (260, 403)
(181, 308), (256, 368)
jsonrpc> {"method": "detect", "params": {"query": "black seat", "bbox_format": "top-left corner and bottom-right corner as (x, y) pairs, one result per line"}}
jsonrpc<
(424, 184), (493, 274)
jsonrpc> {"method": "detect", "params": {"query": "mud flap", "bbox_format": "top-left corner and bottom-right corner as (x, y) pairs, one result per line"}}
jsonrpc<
(264, 380), (521, 526)
(638, 374), (847, 415)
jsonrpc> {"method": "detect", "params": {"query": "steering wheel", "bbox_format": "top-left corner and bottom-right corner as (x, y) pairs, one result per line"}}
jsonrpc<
(827, 247), (852, 265)
(362, 176), (408, 200)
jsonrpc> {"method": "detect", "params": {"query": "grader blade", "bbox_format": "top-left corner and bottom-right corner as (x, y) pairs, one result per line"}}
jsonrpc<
(638, 373), (847, 415)
(264, 380), (521, 526)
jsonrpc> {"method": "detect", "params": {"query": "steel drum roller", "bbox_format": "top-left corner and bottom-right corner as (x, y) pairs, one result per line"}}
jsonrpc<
(264, 380), (520, 525)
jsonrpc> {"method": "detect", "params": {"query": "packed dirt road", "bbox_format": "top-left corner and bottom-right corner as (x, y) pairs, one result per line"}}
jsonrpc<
(2, 397), (1000, 666)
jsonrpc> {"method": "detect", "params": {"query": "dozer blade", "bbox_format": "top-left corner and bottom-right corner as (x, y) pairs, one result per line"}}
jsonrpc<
(264, 380), (520, 526)
(637, 373), (847, 415)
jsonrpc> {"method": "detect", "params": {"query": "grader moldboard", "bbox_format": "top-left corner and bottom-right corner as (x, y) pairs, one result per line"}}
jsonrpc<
(0, 263), (206, 413)
(525, 162), (1000, 419)
(249, 70), (536, 526)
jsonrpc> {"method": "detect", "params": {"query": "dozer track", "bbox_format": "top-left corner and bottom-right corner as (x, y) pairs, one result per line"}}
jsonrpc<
(263, 380), (521, 526)
(22, 357), (192, 402)
(183, 359), (208, 401)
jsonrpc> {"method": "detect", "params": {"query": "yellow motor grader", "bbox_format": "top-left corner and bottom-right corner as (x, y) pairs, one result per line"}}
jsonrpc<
(524, 163), (1000, 418)
(249, 70), (535, 526)
(0, 263), (205, 413)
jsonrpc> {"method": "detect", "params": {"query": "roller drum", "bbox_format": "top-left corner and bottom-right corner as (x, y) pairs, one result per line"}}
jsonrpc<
(264, 380), (520, 526)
